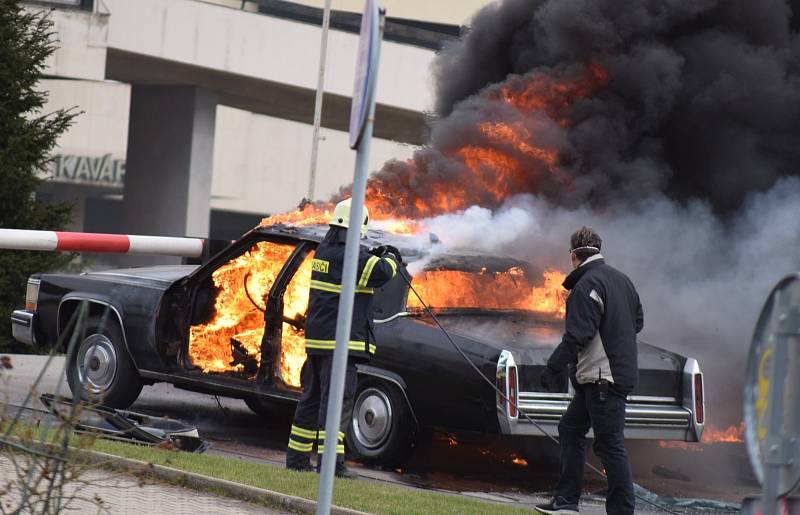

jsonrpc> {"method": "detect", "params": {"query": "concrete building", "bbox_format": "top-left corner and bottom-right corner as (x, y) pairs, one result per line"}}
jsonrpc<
(30, 0), (491, 247)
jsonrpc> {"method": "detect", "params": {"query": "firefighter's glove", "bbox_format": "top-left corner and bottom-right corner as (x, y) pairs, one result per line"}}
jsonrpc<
(539, 366), (560, 392)
(383, 245), (403, 265)
(369, 245), (388, 257)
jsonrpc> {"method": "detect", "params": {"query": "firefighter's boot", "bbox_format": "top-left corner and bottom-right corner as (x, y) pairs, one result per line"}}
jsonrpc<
(286, 449), (315, 472)
(335, 462), (358, 479)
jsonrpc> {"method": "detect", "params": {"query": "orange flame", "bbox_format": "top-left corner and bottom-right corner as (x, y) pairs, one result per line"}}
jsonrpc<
(658, 422), (744, 450)
(407, 268), (567, 317)
(701, 422), (744, 443)
(188, 241), (312, 387)
(511, 456), (529, 467)
(497, 63), (609, 118)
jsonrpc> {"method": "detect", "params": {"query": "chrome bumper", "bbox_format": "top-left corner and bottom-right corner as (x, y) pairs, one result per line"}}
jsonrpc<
(10, 309), (36, 346)
(500, 392), (695, 440)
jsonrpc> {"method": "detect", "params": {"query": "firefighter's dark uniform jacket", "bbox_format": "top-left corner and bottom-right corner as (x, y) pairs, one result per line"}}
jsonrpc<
(546, 254), (643, 395)
(286, 227), (398, 467)
(304, 228), (399, 357)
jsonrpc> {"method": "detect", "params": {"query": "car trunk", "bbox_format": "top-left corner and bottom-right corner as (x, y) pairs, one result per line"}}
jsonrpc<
(432, 311), (684, 400)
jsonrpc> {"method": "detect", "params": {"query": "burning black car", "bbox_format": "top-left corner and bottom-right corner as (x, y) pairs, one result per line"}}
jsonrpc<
(11, 224), (705, 464)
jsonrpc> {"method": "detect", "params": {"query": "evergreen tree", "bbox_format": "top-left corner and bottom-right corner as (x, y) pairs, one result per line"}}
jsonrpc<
(0, 0), (76, 352)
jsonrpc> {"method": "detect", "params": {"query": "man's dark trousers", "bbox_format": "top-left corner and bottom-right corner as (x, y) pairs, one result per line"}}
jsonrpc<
(286, 354), (358, 469)
(555, 383), (634, 514)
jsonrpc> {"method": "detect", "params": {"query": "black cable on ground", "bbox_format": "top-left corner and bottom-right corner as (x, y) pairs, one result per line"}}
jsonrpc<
(214, 395), (231, 416)
(400, 273), (681, 515)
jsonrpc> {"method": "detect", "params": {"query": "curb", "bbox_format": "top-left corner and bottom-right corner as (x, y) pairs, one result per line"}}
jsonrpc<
(72, 448), (371, 515)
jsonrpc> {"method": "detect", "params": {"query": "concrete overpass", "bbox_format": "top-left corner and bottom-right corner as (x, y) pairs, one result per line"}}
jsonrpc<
(40, 0), (444, 242)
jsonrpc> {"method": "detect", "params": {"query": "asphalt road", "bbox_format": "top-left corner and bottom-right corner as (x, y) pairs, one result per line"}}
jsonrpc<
(1, 354), (755, 513)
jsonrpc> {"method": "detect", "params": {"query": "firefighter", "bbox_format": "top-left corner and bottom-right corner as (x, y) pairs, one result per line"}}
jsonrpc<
(285, 198), (400, 478)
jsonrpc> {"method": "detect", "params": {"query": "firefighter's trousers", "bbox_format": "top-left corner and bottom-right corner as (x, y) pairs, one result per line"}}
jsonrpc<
(286, 354), (358, 469)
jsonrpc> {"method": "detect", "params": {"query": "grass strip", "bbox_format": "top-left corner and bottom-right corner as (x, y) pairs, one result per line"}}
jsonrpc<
(92, 439), (533, 515)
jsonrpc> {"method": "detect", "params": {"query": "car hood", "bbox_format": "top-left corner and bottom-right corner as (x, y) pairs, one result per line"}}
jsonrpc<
(85, 265), (199, 285)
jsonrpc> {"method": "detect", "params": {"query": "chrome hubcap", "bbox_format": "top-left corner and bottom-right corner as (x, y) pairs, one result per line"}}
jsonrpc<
(76, 334), (117, 394)
(352, 387), (392, 449)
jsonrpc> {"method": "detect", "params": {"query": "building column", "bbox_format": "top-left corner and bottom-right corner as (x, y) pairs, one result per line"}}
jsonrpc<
(123, 86), (216, 241)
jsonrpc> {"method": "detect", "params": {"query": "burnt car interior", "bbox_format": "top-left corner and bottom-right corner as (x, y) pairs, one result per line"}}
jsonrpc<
(404, 253), (567, 318)
(183, 236), (314, 390)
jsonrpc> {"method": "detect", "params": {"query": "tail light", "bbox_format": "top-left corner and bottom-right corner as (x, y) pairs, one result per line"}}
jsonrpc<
(694, 373), (704, 424)
(508, 365), (518, 418)
(496, 350), (518, 421)
(25, 278), (41, 311)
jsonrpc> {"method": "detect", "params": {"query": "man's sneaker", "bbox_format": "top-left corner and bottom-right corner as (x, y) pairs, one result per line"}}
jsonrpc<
(535, 496), (579, 514)
(335, 465), (358, 479)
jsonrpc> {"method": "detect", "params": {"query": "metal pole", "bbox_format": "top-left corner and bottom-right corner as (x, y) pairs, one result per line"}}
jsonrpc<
(308, 0), (332, 201)
(316, 8), (383, 513)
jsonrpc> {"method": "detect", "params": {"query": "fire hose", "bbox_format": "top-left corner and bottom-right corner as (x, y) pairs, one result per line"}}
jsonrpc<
(398, 271), (681, 515)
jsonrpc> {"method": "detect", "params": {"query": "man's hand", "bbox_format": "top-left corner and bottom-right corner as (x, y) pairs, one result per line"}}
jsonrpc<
(540, 366), (560, 392)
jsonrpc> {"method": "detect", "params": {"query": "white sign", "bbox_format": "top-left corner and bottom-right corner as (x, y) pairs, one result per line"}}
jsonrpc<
(348, 0), (381, 149)
(48, 154), (126, 188)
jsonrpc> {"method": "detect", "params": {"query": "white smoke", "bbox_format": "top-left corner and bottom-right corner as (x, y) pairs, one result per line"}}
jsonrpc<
(406, 178), (800, 424)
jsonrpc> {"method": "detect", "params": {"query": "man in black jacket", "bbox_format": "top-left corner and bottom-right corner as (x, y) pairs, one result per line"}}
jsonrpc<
(285, 198), (400, 478)
(536, 227), (643, 515)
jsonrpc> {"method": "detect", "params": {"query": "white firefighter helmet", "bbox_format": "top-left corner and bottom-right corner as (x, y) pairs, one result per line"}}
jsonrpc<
(329, 197), (369, 238)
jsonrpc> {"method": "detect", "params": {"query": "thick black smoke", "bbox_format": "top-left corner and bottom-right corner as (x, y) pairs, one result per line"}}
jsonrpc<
(386, 0), (800, 436)
(426, 0), (800, 211)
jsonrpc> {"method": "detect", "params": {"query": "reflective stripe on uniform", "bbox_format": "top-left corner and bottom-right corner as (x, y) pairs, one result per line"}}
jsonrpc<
(317, 444), (345, 454)
(385, 257), (398, 277)
(290, 425), (317, 440)
(317, 430), (345, 441)
(305, 339), (375, 354)
(288, 439), (314, 452)
(357, 255), (381, 288)
(310, 279), (373, 295)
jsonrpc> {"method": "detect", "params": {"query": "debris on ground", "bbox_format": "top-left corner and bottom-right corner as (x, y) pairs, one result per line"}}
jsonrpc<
(40, 394), (209, 452)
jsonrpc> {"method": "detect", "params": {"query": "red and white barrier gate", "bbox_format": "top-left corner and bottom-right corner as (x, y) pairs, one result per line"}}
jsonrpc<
(0, 229), (205, 258)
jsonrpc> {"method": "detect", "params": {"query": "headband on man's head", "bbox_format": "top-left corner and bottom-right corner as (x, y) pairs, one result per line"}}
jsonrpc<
(570, 246), (600, 253)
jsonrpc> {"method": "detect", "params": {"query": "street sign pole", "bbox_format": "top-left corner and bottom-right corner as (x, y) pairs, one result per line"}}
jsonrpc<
(316, 2), (383, 513)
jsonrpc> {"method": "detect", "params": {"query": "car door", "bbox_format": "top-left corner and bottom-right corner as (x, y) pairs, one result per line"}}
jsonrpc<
(182, 232), (311, 385)
(263, 241), (317, 391)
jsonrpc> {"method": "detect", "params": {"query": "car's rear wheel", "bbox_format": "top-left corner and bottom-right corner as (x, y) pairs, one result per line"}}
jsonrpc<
(66, 316), (143, 409)
(346, 379), (415, 465)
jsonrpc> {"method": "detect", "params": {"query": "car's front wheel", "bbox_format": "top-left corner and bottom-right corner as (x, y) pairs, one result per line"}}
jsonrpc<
(346, 379), (415, 465)
(66, 316), (143, 409)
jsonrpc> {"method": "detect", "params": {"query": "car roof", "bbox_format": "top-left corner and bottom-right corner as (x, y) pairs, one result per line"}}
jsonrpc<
(254, 224), (542, 275)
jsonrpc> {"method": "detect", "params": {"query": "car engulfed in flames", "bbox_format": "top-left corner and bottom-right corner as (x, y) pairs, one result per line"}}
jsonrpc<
(185, 235), (570, 388)
(12, 223), (707, 466)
